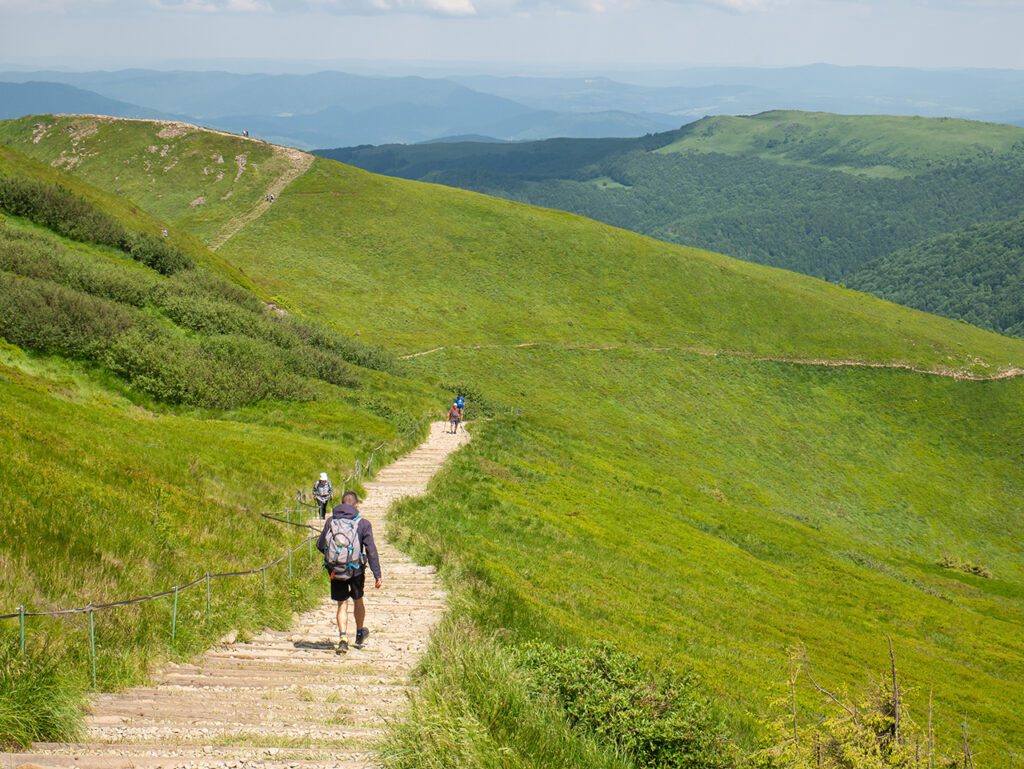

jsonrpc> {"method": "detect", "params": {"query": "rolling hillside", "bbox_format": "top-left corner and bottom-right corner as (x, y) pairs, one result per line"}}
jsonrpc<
(321, 111), (1024, 336)
(2, 116), (1024, 764)
(0, 139), (436, 745)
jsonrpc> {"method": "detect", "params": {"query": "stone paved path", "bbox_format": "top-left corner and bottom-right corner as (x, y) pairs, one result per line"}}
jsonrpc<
(3, 423), (470, 769)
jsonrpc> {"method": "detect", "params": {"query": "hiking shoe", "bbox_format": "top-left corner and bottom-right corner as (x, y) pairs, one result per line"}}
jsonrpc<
(355, 628), (370, 648)
(336, 636), (349, 654)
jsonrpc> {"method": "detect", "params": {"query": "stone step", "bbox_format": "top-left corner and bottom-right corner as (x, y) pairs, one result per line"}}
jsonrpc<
(12, 423), (470, 769)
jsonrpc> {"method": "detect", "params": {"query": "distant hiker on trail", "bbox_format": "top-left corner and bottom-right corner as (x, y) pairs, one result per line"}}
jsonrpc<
(455, 392), (466, 421)
(312, 472), (333, 519)
(316, 491), (382, 654)
(447, 403), (461, 434)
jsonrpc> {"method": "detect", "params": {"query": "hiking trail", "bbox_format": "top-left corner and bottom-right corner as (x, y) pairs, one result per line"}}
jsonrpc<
(208, 146), (313, 251)
(3, 423), (469, 769)
(397, 341), (1024, 382)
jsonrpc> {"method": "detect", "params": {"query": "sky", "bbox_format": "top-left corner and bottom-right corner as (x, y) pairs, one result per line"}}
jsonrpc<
(1, 0), (1023, 72)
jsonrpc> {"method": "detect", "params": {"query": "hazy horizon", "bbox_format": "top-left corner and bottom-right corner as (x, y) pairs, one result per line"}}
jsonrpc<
(3, 1), (1024, 73)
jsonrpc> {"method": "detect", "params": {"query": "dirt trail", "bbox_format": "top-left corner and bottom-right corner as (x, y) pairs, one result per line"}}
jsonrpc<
(208, 147), (314, 251)
(398, 341), (1024, 382)
(3, 423), (470, 769)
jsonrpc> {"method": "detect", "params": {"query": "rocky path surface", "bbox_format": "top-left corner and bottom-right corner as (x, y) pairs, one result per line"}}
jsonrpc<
(3, 423), (470, 769)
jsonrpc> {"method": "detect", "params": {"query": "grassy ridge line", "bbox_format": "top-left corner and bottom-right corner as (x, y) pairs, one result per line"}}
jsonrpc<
(0, 115), (299, 245)
(657, 110), (1024, 175)
(0, 144), (264, 299)
(397, 340), (1024, 380)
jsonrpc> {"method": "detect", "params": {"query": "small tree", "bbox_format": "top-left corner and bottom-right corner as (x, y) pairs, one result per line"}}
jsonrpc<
(752, 643), (961, 769)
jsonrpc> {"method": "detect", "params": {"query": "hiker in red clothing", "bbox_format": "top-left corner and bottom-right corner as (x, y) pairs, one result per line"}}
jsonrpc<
(447, 403), (461, 434)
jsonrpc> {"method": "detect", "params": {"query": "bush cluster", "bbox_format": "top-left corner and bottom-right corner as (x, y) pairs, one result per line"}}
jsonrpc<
(938, 553), (993, 579)
(0, 226), (158, 306)
(0, 174), (191, 274)
(515, 641), (733, 769)
(0, 272), (135, 358)
(0, 218), (377, 407)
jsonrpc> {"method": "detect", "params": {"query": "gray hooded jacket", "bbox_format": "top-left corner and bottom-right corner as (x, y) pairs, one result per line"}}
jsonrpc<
(316, 503), (381, 580)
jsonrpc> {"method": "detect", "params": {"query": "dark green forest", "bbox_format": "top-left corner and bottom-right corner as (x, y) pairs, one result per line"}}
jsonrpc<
(319, 113), (1024, 337)
(848, 215), (1024, 336)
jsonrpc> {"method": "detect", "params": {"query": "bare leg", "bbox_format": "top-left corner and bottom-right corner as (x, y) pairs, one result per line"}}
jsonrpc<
(335, 600), (349, 637)
(353, 598), (366, 631)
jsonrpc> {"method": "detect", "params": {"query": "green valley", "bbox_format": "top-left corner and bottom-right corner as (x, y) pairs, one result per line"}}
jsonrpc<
(2, 115), (1023, 767)
(319, 110), (1024, 338)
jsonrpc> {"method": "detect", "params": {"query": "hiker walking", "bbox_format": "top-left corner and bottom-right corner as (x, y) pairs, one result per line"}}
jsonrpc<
(455, 392), (466, 425)
(447, 403), (461, 434)
(312, 472), (333, 519)
(316, 491), (382, 653)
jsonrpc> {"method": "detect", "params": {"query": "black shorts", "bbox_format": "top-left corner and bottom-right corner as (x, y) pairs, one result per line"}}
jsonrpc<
(329, 570), (365, 601)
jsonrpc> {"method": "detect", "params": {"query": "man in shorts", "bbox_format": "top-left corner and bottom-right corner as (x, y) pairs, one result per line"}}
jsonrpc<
(316, 491), (382, 653)
(447, 403), (461, 434)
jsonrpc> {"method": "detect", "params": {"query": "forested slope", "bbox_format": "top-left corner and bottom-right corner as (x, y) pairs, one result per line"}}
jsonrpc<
(849, 215), (1024, 337)
(320, 111), (1024, 336)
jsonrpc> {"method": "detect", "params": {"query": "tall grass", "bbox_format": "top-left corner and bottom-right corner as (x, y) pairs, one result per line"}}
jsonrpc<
(381, 618), (633, 769)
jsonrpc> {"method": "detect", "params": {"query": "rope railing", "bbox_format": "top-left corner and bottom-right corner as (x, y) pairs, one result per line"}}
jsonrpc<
(1, 413), (433, 688)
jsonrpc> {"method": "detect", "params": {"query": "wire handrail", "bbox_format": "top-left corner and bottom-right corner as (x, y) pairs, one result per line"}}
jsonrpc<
(1, 415), (428, 625)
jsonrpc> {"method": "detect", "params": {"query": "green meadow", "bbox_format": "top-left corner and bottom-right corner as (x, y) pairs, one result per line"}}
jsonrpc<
(2, 117), (1023, 764)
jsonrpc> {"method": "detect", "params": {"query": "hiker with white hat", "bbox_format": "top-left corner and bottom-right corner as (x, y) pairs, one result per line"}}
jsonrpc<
(312, 472), (334, 520)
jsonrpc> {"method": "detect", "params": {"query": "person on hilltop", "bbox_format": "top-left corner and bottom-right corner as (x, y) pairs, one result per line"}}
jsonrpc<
(447, 402), (461, 434)
(316, 491), (382, 653)
(312, 472), (333, 520)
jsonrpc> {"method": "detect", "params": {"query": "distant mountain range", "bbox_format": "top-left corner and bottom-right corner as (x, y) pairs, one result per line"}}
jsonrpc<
(2, 65), (1024, 149)
(0, 81), (169, 121)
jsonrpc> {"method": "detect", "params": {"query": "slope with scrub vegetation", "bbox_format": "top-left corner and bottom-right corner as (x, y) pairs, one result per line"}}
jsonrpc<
(2, 117), (1023, 768)
(0, 140), (436, 747)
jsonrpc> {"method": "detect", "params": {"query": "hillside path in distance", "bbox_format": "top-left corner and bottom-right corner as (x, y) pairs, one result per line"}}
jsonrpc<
(2, 422), (470, 769)
(398, 341), (1024, 381)
(208, 146), (313, 251)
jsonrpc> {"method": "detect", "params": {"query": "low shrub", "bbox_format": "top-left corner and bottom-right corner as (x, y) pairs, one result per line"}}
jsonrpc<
(0, 272), (136, 358)
(0, 224), (158, 307)
(937, 554), (993, 579)
(123, 233), (192, 275)
(514, 641), (734, 769)
(104, 328), (314, 409)
(382, 619), (632, 769)
(0, 174), (192, 274)
(288, 317), (397, 373)
(0, 174), (123, 247)
(752, 649), (959, 769)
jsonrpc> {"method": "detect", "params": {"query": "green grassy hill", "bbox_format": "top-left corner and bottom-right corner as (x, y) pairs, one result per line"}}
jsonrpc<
(317, 111), (1024, 336)
(657, 110), (1024, 177)
(0, 140), (435, 745)
(2, 117), (1023, 765)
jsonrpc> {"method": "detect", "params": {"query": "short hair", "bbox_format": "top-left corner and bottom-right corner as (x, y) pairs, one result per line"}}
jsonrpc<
(342, 491), (359, 504)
